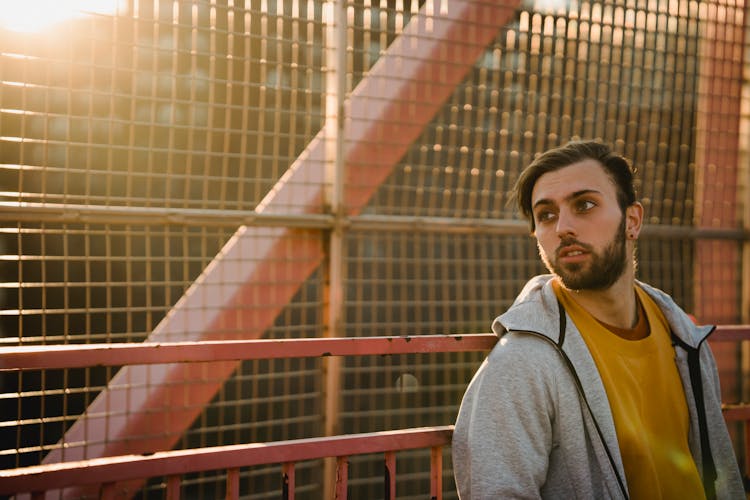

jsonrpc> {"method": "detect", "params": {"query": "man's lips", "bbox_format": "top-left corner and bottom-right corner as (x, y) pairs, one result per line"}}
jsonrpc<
(556, 244), (590, 261)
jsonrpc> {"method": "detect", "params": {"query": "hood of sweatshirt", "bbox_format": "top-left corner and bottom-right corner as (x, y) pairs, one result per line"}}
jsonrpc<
(493, 274), (714, 349)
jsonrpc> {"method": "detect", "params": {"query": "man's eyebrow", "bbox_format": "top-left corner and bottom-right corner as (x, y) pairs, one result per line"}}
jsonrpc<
(532, 189), (602, 210)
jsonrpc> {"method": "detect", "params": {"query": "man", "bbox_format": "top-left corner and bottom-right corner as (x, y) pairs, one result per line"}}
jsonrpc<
(452, 140), (744, 499)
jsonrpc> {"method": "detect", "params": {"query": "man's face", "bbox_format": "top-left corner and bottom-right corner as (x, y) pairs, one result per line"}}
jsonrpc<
(530, 160), (631, 291)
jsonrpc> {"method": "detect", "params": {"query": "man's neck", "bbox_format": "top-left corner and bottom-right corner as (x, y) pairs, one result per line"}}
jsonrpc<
(559, 272), (638, 329)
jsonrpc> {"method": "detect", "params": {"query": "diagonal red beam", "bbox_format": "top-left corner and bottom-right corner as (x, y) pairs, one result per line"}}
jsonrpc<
(41, 1), (521, 497)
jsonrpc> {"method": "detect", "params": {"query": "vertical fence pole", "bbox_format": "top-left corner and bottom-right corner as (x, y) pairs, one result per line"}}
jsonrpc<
(335, 456), (349, 500)
(226, 468), (240, 500)
(166, 475), (181, 500)
(430, 446), (443, 500)
(739, 0), (750, 473)
(322, 0), (348, 498)
(694, 0), (744, 348)
(384, 451), (396, 499)
(282, 462), (296, 500)
(693, 0), (747, 474)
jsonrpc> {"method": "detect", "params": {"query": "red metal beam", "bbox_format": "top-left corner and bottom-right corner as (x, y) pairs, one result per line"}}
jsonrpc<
(0, 334), (499, 371)
(3, 327), (748, 371)
(709, 325), (750, 343)
(693, 0), (747, 410)
(1, 427), (454, 497)
(722, 404), (750, 422)
(693, 0), (746, 324)
(43, 2), (523, 490)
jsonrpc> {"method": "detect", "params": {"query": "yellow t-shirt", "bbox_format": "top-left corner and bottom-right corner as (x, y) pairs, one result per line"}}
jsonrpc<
(553, 280), (705, 499)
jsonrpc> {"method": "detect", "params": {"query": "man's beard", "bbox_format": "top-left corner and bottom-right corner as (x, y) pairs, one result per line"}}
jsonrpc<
(539, 217), (627, 291)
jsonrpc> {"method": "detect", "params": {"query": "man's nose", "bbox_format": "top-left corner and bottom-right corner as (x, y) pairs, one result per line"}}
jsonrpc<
(555, 209), (577, 237)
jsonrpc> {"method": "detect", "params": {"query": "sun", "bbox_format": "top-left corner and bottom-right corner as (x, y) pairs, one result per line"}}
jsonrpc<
(0, 0), (125, 33)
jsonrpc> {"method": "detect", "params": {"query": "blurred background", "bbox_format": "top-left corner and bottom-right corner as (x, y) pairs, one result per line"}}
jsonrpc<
(0, 0), (748, 497)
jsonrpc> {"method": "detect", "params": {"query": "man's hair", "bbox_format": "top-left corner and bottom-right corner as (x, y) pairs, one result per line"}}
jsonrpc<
(513, 140), (637, 231)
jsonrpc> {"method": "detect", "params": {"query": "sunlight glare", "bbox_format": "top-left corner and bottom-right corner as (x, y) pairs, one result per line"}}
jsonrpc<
(533, 0), (569, 14)
(0, 0), (125, 33)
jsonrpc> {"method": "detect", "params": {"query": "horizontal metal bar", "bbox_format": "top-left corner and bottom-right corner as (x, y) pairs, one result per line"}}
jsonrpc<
(0, 202), (528, 234)
(2, 326), (746, 371)
(0, 426), (454, 495)
(0, 334), (498, 371)
(722, 404), (750, 422)
(639, 224), (750, 241)
(352, 216), (750, 240)
(2, 201), (748, 239)
(0, 201), (334, 229)
(347, 215), (529, 235)
(707, 325), (750, 342)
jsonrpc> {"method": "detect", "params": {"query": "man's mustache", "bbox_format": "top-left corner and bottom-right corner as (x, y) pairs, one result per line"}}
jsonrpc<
(556, 238), (593, 258)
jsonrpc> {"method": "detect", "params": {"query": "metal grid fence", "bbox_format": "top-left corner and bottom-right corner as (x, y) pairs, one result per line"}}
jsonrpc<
(1, 0), (748, 498)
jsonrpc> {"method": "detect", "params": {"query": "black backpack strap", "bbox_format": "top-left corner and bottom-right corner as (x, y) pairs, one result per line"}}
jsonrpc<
(672, 333), (717, 500)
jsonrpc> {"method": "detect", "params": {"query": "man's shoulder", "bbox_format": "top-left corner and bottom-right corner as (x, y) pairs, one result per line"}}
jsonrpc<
(493, 274), (560, 340)
(636, 280), (715, 345)
(483, 331), (569, 383)
(488, 330), (560, 360)
(514, 274), (555, 303)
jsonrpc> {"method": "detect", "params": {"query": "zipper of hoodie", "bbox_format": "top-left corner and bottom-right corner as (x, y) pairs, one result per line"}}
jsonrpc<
(507, 299), (630, 500)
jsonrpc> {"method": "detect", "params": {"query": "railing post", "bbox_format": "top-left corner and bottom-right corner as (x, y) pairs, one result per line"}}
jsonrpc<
(226, 468), (240, 500)
(166, 475), (181, 500)
(282, 462), (295, 500)
(384, 451), (396, 499)
(335, 456), (349, 500)
(430, 446), (443, 500)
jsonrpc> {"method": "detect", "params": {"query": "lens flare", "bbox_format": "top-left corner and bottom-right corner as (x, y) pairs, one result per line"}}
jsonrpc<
(0, 1), (124, 33)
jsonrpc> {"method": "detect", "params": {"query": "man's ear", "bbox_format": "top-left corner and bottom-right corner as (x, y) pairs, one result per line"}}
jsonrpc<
(625, 202), (644, 239)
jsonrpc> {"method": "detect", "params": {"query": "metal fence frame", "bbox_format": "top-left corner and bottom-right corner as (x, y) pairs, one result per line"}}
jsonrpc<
(1, 0), (749, 497)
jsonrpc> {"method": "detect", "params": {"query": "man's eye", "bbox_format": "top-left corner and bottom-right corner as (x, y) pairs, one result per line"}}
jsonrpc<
(577, 200), (596, 212)
(536, 211), (556, 223)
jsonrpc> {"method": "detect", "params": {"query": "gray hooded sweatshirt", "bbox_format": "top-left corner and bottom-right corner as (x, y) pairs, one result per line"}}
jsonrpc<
(452, 275), (744, 499)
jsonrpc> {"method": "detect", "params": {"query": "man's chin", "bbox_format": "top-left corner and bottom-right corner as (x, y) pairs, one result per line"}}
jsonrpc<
(553, 263), (585, 280)
(554, 269), (601, 291)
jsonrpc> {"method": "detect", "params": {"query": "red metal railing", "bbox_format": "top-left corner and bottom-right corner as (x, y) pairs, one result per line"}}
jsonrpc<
(0, 427), (453, 500)
(0, 328), (748, 499)
(0, 334), (498, 370)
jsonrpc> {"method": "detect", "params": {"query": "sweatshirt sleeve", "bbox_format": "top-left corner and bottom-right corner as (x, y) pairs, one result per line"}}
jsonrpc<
(452, 333), (558, 499)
